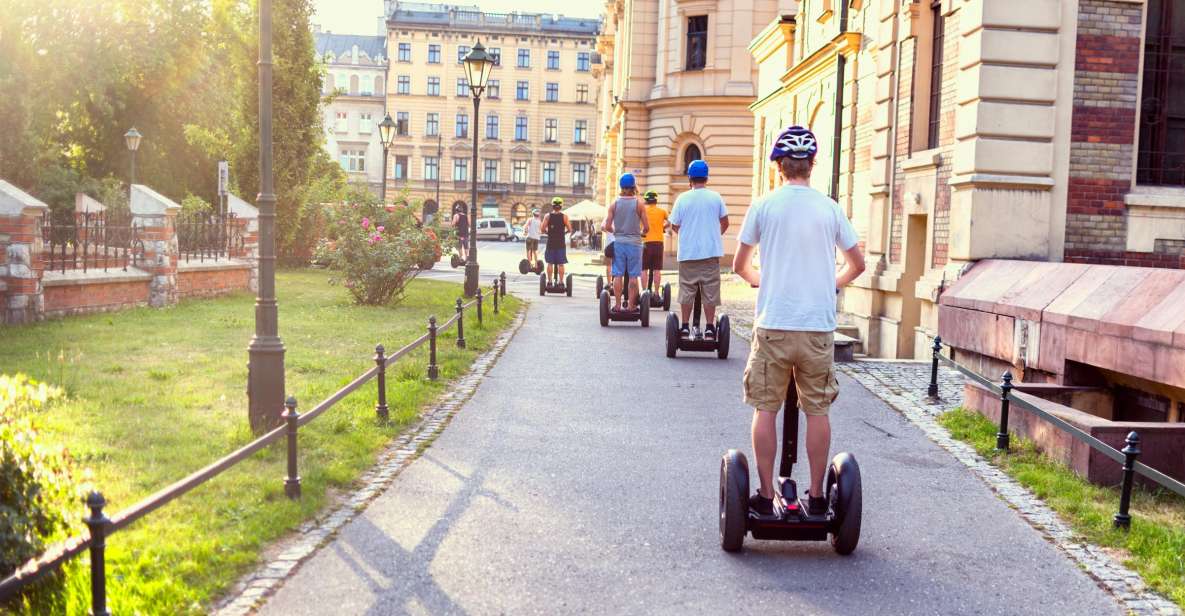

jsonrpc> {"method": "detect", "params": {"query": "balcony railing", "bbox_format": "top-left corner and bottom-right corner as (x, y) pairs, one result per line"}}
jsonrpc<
(479, 182), (509, 195)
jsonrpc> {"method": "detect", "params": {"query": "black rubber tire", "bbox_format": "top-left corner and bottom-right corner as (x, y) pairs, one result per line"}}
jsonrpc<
(519, 259), (530, 275)
(665, 313), (679, 358)
(717, 315), (731, 360)
(498, 234), (507, 242)
(640, 291), (651, 327)
(536, 259), (544, 274)
(538, 273), (546, 296)
(450, 254), (463, 268)
(662, 283), (671, 311)
(565, 274), (573, 297)
(418, 259), (435, 270)
(599, 290), (610, 327)
(719, 449), (749, 552)
(828, 452), (863, 555)
(595, 276), (604, 299)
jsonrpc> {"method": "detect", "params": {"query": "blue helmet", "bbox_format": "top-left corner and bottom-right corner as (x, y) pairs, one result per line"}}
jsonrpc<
(769, 125), (818, 161)
(687, 159), (709, 179)
(619, 173), (637, 189)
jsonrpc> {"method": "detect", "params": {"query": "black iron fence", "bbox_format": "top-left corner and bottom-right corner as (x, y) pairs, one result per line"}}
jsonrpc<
(925, 336), (1185, 529)
(176, 213), (245, 264)
(0, 274), (509, 613)
(41, 211), (142, 274)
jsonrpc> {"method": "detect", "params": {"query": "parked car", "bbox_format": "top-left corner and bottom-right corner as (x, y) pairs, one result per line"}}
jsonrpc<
(475, 217), (513, 241)
(511, 224), (525, 242)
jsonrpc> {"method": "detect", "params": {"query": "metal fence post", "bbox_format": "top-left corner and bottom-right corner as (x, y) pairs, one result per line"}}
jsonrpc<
(476, 287), (484, 327)
(284, 396), (301, 499)
(85, 491), (111, 616)
(1114, 431), (1141, 530)
(927, 335), (942, 399)
(492, 281), (500, 314)
(456, 298), (466, 349)
(996, 371), (1014, 452)
(500, 271), (507, 297)
(427, 316), (439, 380)
(374, 344), (389, 422)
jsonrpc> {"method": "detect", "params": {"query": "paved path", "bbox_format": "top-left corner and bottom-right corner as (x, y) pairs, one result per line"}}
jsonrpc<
(258, 275), (1120, 616)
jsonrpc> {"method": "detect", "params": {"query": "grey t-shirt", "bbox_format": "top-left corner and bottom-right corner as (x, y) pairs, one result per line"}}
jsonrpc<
(612, 197), (643, 246)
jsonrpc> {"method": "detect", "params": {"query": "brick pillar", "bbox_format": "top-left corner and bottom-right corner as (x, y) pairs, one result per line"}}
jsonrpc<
(228, 193), (260, 293)
(130, 184), (180, 308)
(0, 180), (49, 325)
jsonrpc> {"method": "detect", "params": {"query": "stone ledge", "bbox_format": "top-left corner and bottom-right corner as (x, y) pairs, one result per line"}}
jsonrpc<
(1125, 188), (1185, 210)
(42, 268), (152, 286)
(176, 259), (252, 273)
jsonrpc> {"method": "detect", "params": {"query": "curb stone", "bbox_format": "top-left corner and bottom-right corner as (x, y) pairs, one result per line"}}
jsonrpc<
(211, 304), (529, 616)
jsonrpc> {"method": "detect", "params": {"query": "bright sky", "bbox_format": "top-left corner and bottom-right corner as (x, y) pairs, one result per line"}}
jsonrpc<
(311, 0), (602, 36)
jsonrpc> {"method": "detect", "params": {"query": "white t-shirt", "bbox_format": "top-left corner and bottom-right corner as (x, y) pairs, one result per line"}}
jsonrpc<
(525, 217), (542, 240)
(738, 184), (859, 332)
(670, 187), (728, 262)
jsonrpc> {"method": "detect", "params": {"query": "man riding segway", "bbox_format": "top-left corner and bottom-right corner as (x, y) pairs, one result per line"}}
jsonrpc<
(603, 174), (649, 314)
(520, 209), (544, 274)
(542, 197), (572, 294)
(669, 160), (728, 339)
(642, 190), (671, 310)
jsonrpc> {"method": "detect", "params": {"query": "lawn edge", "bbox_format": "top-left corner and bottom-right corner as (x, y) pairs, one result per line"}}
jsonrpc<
(210, 301), (529, 616)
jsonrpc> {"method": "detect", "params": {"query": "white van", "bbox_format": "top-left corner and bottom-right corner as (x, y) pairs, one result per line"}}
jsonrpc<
(475, 217), (513, 241)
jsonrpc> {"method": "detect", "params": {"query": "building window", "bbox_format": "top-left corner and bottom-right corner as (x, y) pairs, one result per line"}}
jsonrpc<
(686, 16), (708, 70)
(396, 111), (409, 136)
(457, 78), (470, 97)
(546, 82), (559, 102)
(428, 44), (441, 64)
(359, 112), (373, 133)
(341, 149), (365, 172)
(489, 47), (501, 65)
(483, 159), (499, 183)
(426, 112), (440, 136)
(1138, 0), (1185, 186)
(397, 75), (410, 95)
(547, 50), (560, 70)
(926, 0), (945, 150)
(574, 120), (587, 144)
(544, 119), (558, 143)
(398, 42), (411, 63)
(335, 111), (348, 132)
(349, 74), (359, 95)
(487, 80), (500, 99)
(361, 75), (374, 96)
(457, 45), (470, 64)
(576, 84), (589, 103)
(453, 158), (469, 181)
(572, 163), (588, 187)
(425, 156), (439, 181)
(683, 144), (702, 173)
(515, 116), (528, 141)
(516, 80), (529, 100)
(394, 155), (408, 180)
(486, 114), (500, 139)
(335, 73), (347, 92)
(456, 112), (469, 138)
(577, 52), (590, 72)
(513, 160), (528, 184)
(427, 76), (440, 96)
(517, 48), (531, 68)
(542, 162), (557, 185)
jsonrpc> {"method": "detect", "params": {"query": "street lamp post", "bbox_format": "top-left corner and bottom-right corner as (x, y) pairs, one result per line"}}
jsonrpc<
(247, 0), (286, 433)
(378, 114), (397, 204)
(124, 127), (142, 189)
(462, 41), (495, 297)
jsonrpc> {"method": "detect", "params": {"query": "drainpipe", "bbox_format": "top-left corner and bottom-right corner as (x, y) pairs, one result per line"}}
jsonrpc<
(829, 0), (850, 201)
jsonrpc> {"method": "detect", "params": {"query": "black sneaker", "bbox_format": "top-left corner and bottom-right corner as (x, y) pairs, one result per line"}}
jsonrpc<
(704, 325), (716, 340)
(806, 495), (828, 516)
(748, 492), (774, 516)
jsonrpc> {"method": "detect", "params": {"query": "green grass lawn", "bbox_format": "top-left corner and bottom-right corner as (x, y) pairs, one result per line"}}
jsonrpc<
(939, 408), (1185, 608)
(0, 269), (520, 614)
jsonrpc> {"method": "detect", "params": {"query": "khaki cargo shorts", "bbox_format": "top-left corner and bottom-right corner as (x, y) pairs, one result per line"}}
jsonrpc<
(678, 258), (721, 306)
(743, 329), (840, 415)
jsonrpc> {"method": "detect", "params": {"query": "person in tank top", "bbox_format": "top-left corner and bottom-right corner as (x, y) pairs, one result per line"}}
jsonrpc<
(543, 198), (571, 281)
(603, 173), (650, 311)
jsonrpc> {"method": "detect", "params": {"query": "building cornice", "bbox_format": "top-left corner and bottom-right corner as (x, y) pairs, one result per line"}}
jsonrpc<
(642, 95), (759, 111)
(747, 16), (797, 64)
(778, 31), (863, 91)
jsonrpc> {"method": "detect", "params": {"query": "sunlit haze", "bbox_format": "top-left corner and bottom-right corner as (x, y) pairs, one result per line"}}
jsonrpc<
(312, 0), (602, 36)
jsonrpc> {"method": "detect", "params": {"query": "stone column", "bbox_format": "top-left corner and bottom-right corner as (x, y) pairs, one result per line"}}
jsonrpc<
(228, 193), (261, 293)
(0, 180), (49, 325)
(130, 184), (181, 308)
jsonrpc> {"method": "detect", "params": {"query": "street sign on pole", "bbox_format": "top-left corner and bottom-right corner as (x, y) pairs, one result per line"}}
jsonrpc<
(218, 160), (229, 196)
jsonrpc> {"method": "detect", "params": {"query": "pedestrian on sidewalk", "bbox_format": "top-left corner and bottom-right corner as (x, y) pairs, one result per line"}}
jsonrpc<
(603, 173), (649, 311)
(452, 203), (469, 262)
(642, 190), (669, 292)
(544, 198), (571, 282)
(669, 160), (728, 338)
(525, 209), (542, 265)
(732, 125), (865, 517)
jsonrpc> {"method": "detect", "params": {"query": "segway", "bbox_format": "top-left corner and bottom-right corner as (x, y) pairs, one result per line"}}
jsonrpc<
(644, 269), (672, 311)
(449, 254), (464, 268)
(598, 279), (650, 327)
(540, 269), (574, 297)
(594, 275), (621, 299)
(666, 285), (729, 359)
(719, 379), (862, 554)
(519, 258), (545, 275)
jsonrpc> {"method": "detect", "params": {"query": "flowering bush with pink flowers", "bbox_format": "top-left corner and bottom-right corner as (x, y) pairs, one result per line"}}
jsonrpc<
(315, 190), (446, 305)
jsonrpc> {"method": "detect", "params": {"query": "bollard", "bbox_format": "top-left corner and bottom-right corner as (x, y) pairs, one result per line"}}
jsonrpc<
(1114, 431), (1141, 530)
(996, 372), (1013, 452)
(85, 491), (111, 616)
(476, 287), (484, 327)
(284, 396), (301, 499)
(500, 271), (507, 297)
(456, 298), (467, 349)
(374, 344), (389, 422)
(927, 335), (942, 399)
(492, 282), (500, 314)
(427, 316), (439, 380)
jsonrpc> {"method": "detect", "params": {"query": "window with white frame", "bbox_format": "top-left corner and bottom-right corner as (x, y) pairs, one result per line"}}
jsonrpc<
(425, 156), (439, 181)
(572, 163), (588, 187)
(397, 75), (410, 95)
(541, 161), (557, 185)
(456, 112), (469, 138)
(515, 116), (528, 141)
(457, 45), (470, 64)
(547, 50), (560, 70)
(335, 73), (347, 92)
(427, 76), (440, 96)
(544, 118), (558, 143)
(396, 111), (409, 136)
(686, 16), (708, 70)
(426, 112), (439, 136)
(457, 78), (469, 97)
(394, 155), (408, 180)
(398, 43), (411, 62)
(428, 44), (441, 64)
(486, 114), (500, 139)
(361, 75), (374, 95)
(483, 159), (499, 183)
(576, 84), (589, 103)
(359, 113), (373, 133)
(574, 120), (587, 144)
(513, 160), (528, 184)
(546, 82), (559, 102)
(453, 158), (469, 181)
(577, 52), (590, 72)
(516, 80), (529, 100)
(487, 80), (500, 99)
(335, 111), (348, 132)
(489, 47), (501, 65)
(340, 149), (365, 172)
(517, 48), (530, 68)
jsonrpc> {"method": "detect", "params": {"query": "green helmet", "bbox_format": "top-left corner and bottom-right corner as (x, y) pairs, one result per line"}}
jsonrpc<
(643, 190), (658, 203)
(551, 197), (564, 208)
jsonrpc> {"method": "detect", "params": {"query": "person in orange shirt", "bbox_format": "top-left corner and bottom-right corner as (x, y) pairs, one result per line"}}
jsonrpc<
(641, 190), (669, 291)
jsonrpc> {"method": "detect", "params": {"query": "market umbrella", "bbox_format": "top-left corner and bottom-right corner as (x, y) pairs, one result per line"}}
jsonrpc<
(563, 199), (608, 221)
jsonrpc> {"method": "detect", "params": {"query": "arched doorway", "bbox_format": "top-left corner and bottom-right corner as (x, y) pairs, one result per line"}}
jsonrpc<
(683, 143), (703, 174)
(422, 199), (439, 223)
(510, 203), (526, 224)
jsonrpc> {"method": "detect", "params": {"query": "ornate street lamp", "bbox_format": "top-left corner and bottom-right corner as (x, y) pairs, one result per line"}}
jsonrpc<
(124, 127), (142, 186)
(462, 40), (495, 297)
(247, 0), (286, 433)
(378, 113), (397, 203)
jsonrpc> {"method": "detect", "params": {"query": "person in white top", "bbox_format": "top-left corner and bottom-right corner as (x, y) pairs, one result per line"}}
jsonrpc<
(524, 209), (542, 265)
(732, 125), (866, 517)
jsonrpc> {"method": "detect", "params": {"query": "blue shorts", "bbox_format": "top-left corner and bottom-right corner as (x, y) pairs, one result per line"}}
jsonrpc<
(611, 243), (642, 278)
(545, 246), (567, 265)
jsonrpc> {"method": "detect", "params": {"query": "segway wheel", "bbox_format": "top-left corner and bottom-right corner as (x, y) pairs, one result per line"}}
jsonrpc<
(519, 259), (530, 275)
(536, 259), (544, 274)
(717, 315), (731, 360)
(640, 291), (651, 328)
(719, 449), (749, 552)
(450, 254), (463, 268)
(565, 274), (574, 297)
(539, 273), (546, 296)
(827, 452), (863, 555)
(665, 313), (679, 358)
(662, 283), (672, 312)
(595, 276), (604, 299)
(599, 290), (610, 327)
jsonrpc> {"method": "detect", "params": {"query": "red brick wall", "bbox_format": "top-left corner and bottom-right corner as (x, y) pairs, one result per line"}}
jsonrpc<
(43, 279), (151, 317)
(931, 9), (959, 268)
(177, 267), (251, 299)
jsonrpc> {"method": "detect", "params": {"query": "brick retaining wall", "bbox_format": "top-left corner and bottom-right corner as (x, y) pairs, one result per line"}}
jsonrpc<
(177, 263), (252, 299)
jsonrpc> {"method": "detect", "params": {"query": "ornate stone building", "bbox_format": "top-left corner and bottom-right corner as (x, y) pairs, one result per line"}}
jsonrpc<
(382, 2), (601, 223)
(750, 0), (1185, 359)
(316, 31), (389, 197)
